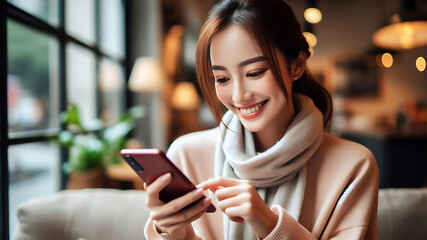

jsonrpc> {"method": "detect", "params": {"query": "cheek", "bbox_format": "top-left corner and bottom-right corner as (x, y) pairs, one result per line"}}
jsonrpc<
(266, 71), (292, 98)
(215, 85), (232, 106)
(264, 74), (284, 94)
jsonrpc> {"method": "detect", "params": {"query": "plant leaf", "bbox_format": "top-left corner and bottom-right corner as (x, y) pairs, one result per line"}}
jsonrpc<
(103, 119), (135, 142)
(57, 130), (74, 147)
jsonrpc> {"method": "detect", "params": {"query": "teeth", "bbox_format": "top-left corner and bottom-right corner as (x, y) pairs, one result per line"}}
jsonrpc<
(240, 101), (265, 114)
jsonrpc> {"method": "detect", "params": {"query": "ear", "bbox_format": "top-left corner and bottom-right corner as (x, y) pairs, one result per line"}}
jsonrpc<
(290, 51), (307, 80)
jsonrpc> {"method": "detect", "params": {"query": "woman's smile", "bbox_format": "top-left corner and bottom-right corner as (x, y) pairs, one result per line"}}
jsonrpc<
(236, 100), (268, 119)
(211, 24), (294, 137)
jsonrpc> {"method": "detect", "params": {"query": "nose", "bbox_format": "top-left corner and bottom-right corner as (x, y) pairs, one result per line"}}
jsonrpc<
(232, 80), (253, 104)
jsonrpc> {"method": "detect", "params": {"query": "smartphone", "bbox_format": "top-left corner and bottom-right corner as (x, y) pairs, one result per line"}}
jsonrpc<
(120, 148), (215, 213)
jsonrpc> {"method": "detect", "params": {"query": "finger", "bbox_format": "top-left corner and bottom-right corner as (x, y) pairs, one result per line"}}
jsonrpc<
(158, 198), (211, 227)
(224, 204), (249, 222)
(215, 195), (249, 223)
(217, 194), (245, 210)
(215, 185), (245, 201)
(150, 188), (205, 220)
(160, 204), (209, 235)
(213, 193), (251, 219)
(146, 173), (172, 206)
(198, 177), (248, 191)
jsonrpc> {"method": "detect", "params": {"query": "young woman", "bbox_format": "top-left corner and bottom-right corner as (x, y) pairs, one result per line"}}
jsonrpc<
(144, 0), (379, 239)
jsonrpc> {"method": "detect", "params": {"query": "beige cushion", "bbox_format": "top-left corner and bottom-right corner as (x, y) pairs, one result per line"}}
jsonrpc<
(12, 188), (427, 240)
(12, 189), (149, 240)
(377, 188), (427, 240)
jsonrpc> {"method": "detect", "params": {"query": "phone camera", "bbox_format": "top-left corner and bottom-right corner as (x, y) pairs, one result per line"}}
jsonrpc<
(124, 155), (144, 172)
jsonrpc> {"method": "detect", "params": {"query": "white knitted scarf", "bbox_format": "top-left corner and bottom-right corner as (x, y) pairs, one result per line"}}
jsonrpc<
(214, 94), (324, 240)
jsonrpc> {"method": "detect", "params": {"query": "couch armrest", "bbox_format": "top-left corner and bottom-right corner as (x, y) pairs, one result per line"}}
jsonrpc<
(378, 188), (427, 240)
(12, 189), (150, 240)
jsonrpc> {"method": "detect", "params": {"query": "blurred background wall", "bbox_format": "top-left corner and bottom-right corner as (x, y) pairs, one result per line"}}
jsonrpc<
(127, 0), (427, 189)
(126, 0), (426, 146)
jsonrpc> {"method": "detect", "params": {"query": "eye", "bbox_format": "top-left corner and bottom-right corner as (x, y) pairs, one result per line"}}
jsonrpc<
(247, 69), (267, 78)
(215, 77), (230, 84)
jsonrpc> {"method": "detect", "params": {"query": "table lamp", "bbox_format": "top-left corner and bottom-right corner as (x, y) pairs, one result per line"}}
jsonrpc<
(128, 57), (165, 92)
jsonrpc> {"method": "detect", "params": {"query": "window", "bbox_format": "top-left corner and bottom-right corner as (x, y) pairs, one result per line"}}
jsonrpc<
(7, 19), (60, 135)
(0, 0), (128, 239)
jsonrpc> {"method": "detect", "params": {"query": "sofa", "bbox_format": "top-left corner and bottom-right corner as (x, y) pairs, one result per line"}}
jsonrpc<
(12, 188), (427, 240)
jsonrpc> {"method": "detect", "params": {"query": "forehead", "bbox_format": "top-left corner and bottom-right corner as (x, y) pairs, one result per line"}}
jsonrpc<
(210, 24), (264, 65)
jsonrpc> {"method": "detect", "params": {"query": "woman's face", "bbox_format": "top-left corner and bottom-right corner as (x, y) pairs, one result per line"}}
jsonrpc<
(210, 24), (295, 134)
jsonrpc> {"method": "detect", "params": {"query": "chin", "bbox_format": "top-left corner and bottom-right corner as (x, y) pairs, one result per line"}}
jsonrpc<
(239, 120), (266, 133)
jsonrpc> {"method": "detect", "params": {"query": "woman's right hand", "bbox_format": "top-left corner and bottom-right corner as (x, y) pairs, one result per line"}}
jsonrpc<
(144, 173), (212, 235)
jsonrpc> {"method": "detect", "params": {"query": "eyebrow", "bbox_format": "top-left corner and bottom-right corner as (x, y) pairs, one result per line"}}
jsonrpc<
(211, 56), (266, 71)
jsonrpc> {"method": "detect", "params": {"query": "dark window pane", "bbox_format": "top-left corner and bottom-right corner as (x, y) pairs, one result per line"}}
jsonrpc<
(8, 142), (60, 237)
(100, 0), (125, 58)
(66, 43), (97, 124)
(8, 0), (59, 26)
(99, 58), (125, 125)
(65, 0), (96, 45)
(7, 20), (59, 135)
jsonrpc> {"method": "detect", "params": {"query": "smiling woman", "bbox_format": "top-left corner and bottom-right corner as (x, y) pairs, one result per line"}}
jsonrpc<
(210, 25), (298, 149)
(142, 0), (379, 239)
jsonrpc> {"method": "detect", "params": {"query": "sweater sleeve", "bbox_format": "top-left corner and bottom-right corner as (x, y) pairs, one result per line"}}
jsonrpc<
(144, 217), (202, 240)
(321, 153), (379, 240)
(263, 152), (379, 240)
(264, 206), (375, 240)
(263, 205), (316, 240)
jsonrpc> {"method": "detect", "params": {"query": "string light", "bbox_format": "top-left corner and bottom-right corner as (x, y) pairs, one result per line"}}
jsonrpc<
(381, 53), (393, 68)
(416, 57), (426, 72)
(303, 31), (318, 47)
(304, 8), (322, 24)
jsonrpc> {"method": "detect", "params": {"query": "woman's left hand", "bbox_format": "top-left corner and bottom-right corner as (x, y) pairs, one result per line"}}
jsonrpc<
(198, 177), (278, 238)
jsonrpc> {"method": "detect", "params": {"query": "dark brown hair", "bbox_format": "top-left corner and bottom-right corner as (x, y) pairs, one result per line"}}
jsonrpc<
(196, 0), (332, 129)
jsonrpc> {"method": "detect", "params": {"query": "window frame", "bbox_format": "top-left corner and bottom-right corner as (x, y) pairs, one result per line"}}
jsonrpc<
(0, 0), (131, 239)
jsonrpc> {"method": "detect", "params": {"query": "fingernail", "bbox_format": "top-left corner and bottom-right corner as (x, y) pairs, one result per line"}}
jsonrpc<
(161, 173), (171, 180)
(193, 188), (203, 197)
(203, 198), (211, 206)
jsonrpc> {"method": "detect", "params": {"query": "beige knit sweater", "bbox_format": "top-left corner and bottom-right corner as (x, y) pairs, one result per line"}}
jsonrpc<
(145, 128), (379, 239)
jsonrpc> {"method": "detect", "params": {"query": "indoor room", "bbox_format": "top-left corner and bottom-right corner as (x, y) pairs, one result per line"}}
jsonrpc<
(1, 0), (426, 239)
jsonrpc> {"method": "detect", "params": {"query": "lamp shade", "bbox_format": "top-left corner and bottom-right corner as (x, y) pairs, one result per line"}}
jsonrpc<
(99, 58), (124, 91)
(372, 1), (427, 50)
(171, 82), (200, 110)
(128, 57), (165, 92)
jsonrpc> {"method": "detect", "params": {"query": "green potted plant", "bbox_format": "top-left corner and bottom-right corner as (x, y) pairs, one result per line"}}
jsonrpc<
(52, 104), (145, 189)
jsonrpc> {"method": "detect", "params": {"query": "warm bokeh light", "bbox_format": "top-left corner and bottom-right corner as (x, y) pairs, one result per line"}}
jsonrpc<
(303, 31), (318, 47)
(128, 57), (165, 92)
(171, 82), (200, 110)
(381, 53), (393, 68)
(99, 58), (124, 91)
(304, 8), (322, 24)
(416, 57), (426, 72)
(373, 21), (427, 50)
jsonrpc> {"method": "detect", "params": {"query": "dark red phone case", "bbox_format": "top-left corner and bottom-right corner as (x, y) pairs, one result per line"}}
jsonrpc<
(120, 149), (215, 212)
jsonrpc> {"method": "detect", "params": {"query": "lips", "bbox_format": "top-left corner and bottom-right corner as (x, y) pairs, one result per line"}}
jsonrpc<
(237, 100), (268, 119)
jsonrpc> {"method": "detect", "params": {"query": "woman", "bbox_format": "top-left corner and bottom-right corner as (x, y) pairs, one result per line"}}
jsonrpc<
(144, 0), (379, 239)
